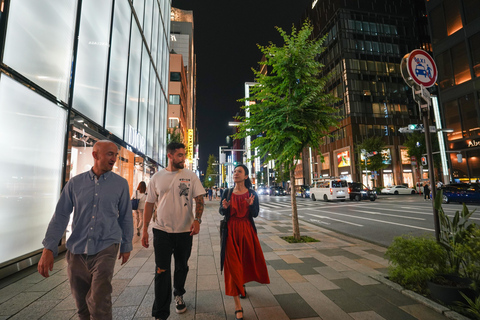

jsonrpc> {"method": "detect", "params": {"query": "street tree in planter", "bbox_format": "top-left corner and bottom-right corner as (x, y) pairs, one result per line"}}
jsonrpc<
(235, 21), (340, 241)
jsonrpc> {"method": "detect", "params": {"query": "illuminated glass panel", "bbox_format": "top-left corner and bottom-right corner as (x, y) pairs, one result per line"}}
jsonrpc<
(72, 0), (112, 124)
(2, 0), (76, 102)
(105, 0), (132, 138)
(0, 75), (67, 264)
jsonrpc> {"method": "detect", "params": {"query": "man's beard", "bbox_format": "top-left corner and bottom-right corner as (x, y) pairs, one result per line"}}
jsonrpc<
(172, 160), (184, 169)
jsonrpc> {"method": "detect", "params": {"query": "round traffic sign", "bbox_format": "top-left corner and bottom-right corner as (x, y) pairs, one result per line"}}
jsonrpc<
(406, 49), (437, 88)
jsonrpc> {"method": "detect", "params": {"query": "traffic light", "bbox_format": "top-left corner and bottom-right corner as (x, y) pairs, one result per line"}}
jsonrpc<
(408, 124), (424, 131)
(421, 156), (427, 166)
(233, 161), (238, 166)
(208, 176), (212, 181)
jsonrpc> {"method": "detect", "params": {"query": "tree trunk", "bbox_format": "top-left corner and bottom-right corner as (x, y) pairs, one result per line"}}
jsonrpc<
(290, 169), (301, 241)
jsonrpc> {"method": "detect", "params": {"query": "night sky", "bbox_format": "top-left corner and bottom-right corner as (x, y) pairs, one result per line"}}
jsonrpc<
(171, 0), (311, 176)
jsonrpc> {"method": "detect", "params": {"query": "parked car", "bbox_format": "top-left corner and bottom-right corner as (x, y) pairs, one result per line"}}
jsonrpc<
(295, 185), (310, 198)
(310, 179), (348, 201)
(270, 186), (286, 196)
(381, 185), (416, 195)
(257, 185), (270, 195)
(441, 183), (480, 204)
(348, 182), (377, 201)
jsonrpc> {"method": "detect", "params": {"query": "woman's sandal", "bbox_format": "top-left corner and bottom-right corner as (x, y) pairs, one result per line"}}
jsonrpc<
(235, 308), (244, 320)
(239, 285), (247, 299)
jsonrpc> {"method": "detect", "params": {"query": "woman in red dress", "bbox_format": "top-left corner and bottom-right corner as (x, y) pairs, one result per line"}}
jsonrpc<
(219, 164), (270, 320)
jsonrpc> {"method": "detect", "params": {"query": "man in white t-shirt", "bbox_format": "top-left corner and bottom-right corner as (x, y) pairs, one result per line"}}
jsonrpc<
(142, 142), (205, 320)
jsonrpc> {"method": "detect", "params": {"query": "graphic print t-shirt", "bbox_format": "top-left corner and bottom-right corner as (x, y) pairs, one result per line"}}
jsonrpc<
(146, 169), (205, 233)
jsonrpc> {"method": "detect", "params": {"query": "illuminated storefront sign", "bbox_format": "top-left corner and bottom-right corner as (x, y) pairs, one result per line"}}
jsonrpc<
(382, 148), (392, 164)
(468, 139), (480, 147)
(126, 125), (146, 154)
(401, 148), (411, 164)
(187, 129), (193, 162)
(337, 151), (350, 167)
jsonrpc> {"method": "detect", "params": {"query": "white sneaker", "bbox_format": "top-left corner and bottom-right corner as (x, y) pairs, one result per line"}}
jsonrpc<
(175, 295), (186, 314)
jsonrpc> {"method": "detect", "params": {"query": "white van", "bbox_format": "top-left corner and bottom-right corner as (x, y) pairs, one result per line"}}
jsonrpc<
(310, 179), (349, 202)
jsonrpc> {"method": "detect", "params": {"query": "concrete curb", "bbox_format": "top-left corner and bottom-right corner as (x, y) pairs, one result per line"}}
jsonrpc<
(370, 274), (472, 320)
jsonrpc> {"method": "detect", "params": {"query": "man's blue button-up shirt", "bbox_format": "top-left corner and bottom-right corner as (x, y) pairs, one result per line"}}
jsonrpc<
(42, 169), (133, 256)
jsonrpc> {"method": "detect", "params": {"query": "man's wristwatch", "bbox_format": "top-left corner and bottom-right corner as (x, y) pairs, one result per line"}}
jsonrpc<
(194, 218), (202, 224)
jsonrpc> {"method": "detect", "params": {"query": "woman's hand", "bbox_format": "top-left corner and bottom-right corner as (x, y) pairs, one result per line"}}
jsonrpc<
(246, 194), (255, 205)
(222, 199), (230, 209)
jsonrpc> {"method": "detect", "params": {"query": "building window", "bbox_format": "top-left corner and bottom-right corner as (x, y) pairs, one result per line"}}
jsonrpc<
(444, 0), (463, 36)
(470, 32), (480, 78)
(170, 72), (181, 81)
(437, 50), (454, 89)
(169, 117), (179, 128)
(451, 42), (471, 85)
(444, 99), (462, 141)
(169, 94), (180, 104)
(430, 5), (447, 44)
(463, 0), (480, 25)
(460, 94), (479, 137)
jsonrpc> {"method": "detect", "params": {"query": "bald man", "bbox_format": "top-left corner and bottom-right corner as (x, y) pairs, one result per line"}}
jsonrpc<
(39, 140), (133, 320)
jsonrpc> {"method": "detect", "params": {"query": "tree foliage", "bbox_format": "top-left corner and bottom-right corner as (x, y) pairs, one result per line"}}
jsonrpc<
(403, 131), (441, 169)
(204, 154), (217, 188)
(234, 21), (340, 239)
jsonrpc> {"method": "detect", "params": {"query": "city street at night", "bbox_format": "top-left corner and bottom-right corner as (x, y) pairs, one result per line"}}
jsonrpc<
(258, 194), (480, 247)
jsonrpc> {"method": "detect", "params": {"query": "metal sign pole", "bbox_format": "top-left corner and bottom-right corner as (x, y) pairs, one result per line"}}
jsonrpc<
(421, 103), (440, 241)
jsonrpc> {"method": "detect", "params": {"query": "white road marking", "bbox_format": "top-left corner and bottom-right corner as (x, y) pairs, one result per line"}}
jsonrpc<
(310, 215), (363, 227)
(351, 210), (425, 220)
(306, 209), (434, 232)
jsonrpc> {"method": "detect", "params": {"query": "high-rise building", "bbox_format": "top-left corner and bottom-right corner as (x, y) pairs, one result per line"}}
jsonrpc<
(425, 0), (480, 182)
(170, 7), (197, 170)
(0, 0), (172, 278)
(302, 0), (431, 188)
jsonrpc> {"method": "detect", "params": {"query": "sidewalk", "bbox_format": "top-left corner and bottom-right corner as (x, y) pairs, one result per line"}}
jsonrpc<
(0, 201), (465, 320)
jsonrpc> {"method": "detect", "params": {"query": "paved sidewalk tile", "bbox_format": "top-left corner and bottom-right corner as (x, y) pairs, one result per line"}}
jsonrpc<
(0, 201), (456, 320)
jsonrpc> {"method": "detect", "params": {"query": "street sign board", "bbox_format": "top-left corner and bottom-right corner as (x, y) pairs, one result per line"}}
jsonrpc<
(407, 49), (437, 88)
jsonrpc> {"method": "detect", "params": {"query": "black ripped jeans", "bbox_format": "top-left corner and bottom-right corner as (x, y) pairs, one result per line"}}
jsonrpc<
(152, 229), (192, 319)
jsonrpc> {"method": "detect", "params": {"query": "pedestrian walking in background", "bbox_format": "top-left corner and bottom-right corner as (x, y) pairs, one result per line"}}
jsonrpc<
(38, 140), (133, 320)
(208, 187), (213, 201)
(219, 187), (224, 199)
(132, 181), (147, 236)
(141, 142), (205, 320)
(219, 164), (270, 320)
(424, 183), (430, 200)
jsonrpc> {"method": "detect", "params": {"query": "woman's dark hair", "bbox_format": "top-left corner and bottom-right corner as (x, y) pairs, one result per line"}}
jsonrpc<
(234, 164), (252, 189)
(137, 181), (147, 193)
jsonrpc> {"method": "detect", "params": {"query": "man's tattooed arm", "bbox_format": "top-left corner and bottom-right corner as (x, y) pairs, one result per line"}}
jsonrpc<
(194, 195), (204, 219)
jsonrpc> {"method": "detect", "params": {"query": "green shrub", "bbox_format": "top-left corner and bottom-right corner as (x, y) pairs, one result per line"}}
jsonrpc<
(386, 235), (447, 293)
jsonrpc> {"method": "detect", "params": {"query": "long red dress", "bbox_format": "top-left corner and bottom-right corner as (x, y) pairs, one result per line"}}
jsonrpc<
(224, 191), (270, 296)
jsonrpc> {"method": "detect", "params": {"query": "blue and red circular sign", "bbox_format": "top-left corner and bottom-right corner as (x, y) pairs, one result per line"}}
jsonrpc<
(407, 49), (437, 88)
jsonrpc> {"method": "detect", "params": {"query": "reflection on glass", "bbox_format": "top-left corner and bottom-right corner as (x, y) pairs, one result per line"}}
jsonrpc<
(0, 75), (67, 264)
(3, 0), (76, 102)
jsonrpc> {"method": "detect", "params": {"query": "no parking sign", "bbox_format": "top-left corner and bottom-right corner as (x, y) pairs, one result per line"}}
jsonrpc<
(406, 49), (437, 88)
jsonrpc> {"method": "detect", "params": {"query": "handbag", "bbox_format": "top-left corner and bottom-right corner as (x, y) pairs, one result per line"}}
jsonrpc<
(219, 188), (232, 238)
(131, 191), (139, 210)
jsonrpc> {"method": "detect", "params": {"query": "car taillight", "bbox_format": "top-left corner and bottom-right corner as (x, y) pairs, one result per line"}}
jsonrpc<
(330, 188), (333, 195)
(348, 188), (351, 194)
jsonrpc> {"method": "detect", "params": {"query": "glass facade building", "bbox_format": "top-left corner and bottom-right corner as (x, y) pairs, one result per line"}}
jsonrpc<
(426, 0), (480, 182)
(0, 0), (171, 278)
(303, 0), (430, 188)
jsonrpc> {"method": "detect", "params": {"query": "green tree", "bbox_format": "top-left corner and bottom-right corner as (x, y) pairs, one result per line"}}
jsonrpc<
(204, 154), (217, 188)
(403, 132), (441, 179)
(235, 21), (340, 240)
(356, 136), (387, 188)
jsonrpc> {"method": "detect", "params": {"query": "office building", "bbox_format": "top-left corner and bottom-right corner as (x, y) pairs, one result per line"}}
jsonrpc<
(426, 0), (480, 182)
(301, 0), (430, 188)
